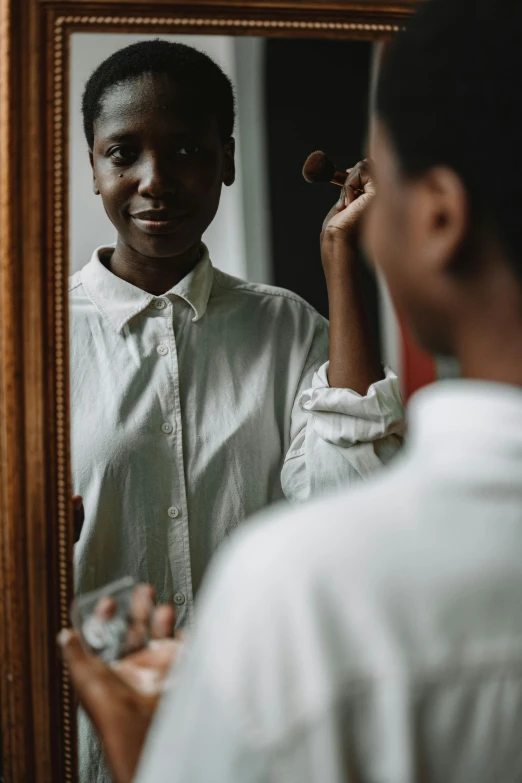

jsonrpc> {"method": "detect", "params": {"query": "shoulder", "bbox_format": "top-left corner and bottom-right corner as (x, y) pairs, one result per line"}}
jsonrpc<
(191, 462), (418, 743)
(69, 246), (114, 296)
(218, 464), (414, 600)
(212, 267), (327, 324)
(200, 456), (415, 655)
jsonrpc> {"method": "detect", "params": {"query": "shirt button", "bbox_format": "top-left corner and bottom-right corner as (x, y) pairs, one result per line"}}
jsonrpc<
(173, 592), (186, 605)
(161, 422), (173, 434)
(154, 299), (167, 310)
(168, 506), (180, 519)
(157, 344), (169, 356)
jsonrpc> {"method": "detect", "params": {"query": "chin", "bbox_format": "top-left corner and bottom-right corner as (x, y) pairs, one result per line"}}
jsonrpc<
(132, 232), (201, 260)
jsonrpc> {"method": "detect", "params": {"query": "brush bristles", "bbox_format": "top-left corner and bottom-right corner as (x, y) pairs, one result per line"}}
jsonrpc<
(302, 150), (337, 183)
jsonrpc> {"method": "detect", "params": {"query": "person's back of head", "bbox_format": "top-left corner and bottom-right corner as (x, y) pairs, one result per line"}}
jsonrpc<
(368, 0), (522, 383)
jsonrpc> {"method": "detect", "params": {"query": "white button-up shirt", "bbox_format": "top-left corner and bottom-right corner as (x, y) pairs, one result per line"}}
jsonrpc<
(137, 381), (522, 783)
(70, 245), (403, 627)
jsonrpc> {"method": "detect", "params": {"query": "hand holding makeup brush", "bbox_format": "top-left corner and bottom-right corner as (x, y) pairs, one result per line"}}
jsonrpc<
(302, 154), (376, 254)
(302, 153), (382, 394)
(321, 159), (375, 247)
(303, 150), (376, 263)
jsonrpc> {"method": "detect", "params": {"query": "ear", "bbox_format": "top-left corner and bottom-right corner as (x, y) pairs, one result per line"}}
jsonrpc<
(89, 150), (100, 196)
(222, 138), (236, 187)
(415, 166), (469, 277)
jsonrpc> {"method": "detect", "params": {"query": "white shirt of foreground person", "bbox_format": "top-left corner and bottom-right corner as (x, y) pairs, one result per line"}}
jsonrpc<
(137, 381), (522, 783)
(70, 245), (403, 619)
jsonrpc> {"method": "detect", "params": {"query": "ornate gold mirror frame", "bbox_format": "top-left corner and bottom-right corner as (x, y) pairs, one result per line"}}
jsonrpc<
(0, 1), (416, 781)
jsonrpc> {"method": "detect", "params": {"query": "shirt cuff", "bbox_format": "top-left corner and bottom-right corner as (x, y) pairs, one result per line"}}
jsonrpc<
(299, 363), (405, 447)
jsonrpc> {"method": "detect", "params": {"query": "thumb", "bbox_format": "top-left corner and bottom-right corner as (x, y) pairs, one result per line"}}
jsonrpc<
(58, 629), (105, 695)
(58, 628), (87, 664)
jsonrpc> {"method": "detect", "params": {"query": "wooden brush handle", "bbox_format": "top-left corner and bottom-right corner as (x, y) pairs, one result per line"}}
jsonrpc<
(332, 169), (364, 196)
(331, 169), (348, 186)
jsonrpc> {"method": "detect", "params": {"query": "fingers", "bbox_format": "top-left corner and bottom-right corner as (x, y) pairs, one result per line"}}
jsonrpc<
(58, 629), (121, 710)
(113, 638), (182, 695)
(330, 159), (375, 217)
(94, 595), (117, 621)
(348, 159), (373, 182)
(131, 584), (155, 624)
(115, 640), (180, 675)
(151, 604), (176, 640)
(344, 159), (373, 197)
(71, 582), (175, 670)
(121, 584), (153, 654)
(58, 628), (90, 675)
(335, 158), (376, 213)
(111, 635), (181, 696)
(136, 639), (181, 670)
(130, 584), (175, 640)
(342, 183), (357, 208)
(58, 627), (151, 783)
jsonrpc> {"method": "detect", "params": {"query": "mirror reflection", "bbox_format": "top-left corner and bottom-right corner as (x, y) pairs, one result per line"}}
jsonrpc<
(68, 33), (405, 783)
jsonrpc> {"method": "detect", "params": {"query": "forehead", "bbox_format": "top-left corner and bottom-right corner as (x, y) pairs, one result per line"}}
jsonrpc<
(95, 72), (215, 138)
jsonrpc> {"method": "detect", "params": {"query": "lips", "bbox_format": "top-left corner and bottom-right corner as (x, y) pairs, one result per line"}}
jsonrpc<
(129, 209), (189, 235)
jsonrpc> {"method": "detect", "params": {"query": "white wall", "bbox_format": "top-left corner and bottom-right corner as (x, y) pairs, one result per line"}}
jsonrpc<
(69, 33), (272, 283)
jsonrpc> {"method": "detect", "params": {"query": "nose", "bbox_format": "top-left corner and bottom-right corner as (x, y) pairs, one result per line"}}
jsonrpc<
(136, 153), (177, 199)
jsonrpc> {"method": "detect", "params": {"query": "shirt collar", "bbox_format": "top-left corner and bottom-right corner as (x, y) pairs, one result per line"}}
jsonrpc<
(408, 379), (522, 456)
(80, 244), (214, 334)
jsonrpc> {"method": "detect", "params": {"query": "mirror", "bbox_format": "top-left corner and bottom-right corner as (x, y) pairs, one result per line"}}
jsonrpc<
(0, 4), (419, 782)
(68, 29), (392, 783)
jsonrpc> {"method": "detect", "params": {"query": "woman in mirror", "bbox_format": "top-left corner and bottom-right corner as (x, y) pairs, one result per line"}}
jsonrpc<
(70, 39), (403, 782)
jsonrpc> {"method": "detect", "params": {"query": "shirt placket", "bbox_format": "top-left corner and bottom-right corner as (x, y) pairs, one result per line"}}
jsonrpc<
(154, 296), (194, 628)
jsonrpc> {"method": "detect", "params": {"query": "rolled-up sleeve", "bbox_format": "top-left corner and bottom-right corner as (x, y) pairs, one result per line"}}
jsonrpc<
(281, 322), (405, 501)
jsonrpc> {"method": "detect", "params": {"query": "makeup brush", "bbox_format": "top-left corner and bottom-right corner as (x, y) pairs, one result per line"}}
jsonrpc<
(302, 150), (364, 195)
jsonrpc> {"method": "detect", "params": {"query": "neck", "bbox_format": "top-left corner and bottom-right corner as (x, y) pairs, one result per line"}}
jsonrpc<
(458, 327), (522, 388)
(455, 265), (522, 388)
(108, 238), (202, 296)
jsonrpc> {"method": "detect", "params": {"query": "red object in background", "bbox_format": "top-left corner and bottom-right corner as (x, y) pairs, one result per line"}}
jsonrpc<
(398, 316), (436, 401)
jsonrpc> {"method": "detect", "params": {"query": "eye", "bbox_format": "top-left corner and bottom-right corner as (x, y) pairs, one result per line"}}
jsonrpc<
(176, 145), (200, 157)
(108, 146), (138, 165)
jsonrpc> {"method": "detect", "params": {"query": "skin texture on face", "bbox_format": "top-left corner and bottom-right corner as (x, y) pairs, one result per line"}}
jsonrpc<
(90, 72), (235, 293)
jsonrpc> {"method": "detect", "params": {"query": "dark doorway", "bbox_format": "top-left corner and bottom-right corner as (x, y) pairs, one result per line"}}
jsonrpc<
(265, 38), (380, 355)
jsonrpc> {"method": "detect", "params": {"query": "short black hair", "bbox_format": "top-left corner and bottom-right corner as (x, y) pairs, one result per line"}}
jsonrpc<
(82, 39), (236, 149)
(377, 0), (522, 276)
